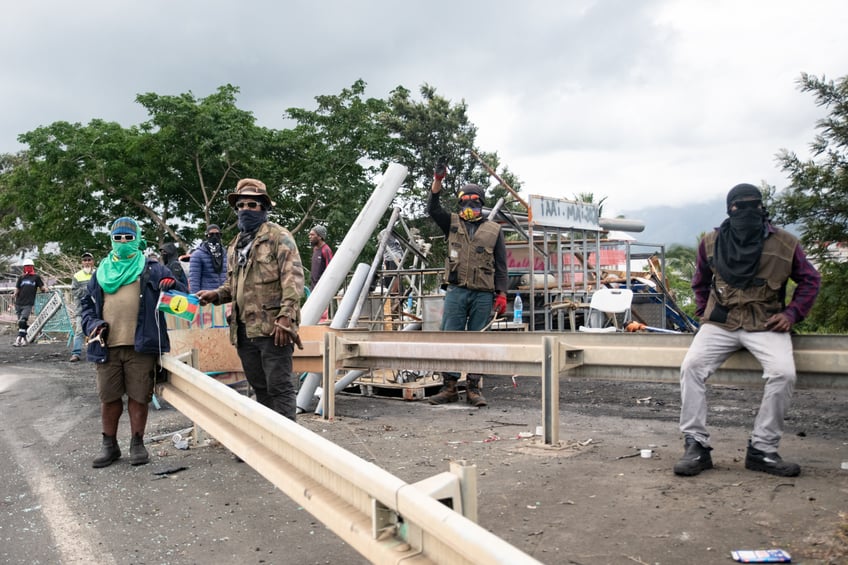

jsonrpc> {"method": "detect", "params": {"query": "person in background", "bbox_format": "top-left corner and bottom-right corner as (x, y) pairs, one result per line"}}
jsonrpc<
(426, 158), (508, 407)
(12, 258), (47, 347)
(308, 224), (333, 322)
(674, 183), (821, 478)
(81, 217), (185, 468)
(69, 252), (96, 361)
(196, 179), (305, 421)
(159, 242), (188, 288)
(189, 224), (228, 292)
(308, 224), (333, 290)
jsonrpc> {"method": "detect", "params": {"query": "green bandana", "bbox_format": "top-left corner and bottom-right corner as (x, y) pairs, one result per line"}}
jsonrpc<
(96, 228), (146, 294)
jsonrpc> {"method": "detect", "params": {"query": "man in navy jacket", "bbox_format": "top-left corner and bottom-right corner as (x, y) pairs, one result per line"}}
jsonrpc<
(81, 217), (186, 468)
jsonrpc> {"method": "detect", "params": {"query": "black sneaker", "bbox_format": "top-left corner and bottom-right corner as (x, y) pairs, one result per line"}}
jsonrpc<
(744, 442), (800, 477)
(673, 436), (713, 476)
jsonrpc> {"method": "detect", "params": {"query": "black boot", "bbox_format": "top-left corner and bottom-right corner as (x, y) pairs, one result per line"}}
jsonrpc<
(745, 441), (800, 477)
(465, 377), (488, 407)
(428, 378), (459, 404)
(92, 434), (121, 468)
(673, 436), (713, 476)
(129, 433), (150, 466)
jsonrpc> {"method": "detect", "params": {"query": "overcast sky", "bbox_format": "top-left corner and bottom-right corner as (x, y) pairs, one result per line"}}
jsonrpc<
(2, 0), (844, 219)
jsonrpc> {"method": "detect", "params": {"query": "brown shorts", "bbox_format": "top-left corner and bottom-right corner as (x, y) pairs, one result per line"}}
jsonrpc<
(95, 346), (156, 404)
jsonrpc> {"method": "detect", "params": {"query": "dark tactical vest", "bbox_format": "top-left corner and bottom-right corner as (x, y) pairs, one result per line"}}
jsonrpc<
(703, 228), (797, 331)
(444, 214), (500, 292)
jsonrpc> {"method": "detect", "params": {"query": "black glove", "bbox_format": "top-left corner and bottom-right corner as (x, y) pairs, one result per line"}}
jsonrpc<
(434, 155), (448, 181)
(159, 277), (176, 291)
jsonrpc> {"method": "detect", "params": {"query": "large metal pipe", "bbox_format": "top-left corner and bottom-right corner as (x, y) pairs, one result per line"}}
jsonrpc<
(298, 263), (372, 412)
(300, 163), (408, 325)
(599, 217), (645, 232)
(296, 163), (408, 411)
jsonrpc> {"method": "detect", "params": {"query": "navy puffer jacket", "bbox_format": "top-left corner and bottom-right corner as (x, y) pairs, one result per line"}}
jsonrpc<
(189, 243), (228, 292)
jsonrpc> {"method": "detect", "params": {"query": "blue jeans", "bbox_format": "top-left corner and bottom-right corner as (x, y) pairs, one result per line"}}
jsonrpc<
(72, 316), (84, 356)
(440, 285), (494, 381)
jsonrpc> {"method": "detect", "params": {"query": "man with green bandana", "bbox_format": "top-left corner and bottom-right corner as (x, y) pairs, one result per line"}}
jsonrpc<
(81, 217), (186, 468)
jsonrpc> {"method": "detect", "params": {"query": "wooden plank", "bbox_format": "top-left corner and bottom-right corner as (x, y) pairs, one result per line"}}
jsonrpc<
(168, 324), (329, 375)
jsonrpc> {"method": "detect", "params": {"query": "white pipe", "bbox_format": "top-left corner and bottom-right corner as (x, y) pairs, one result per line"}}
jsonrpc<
(298, 263), (372, 412)
(300, 163), (408, 325)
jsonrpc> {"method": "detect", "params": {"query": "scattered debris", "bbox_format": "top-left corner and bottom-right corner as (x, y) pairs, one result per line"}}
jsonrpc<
(730, 548), (791, 563)
(152, 465), (188, 476)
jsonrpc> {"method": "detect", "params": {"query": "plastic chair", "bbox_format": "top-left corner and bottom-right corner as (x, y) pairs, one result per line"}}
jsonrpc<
(578, 288), (633, 332)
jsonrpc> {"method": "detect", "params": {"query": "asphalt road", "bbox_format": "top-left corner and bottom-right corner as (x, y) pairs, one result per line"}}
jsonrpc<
(0, 341), (365, 565)
(2, 336), (847, 564)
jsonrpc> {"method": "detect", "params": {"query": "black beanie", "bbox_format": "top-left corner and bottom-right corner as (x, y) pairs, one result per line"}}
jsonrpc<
(458, 183), (486, 206)
(726, 183), (762, 212)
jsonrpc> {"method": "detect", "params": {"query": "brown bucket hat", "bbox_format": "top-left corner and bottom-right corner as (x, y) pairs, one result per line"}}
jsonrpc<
(227, 178), (276, 208)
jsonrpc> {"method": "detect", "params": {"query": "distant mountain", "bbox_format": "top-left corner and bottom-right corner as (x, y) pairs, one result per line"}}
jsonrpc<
(619, 197), (727, 248)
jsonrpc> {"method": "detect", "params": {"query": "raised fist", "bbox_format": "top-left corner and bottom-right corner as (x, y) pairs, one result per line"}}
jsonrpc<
(434, 155), (448, 181)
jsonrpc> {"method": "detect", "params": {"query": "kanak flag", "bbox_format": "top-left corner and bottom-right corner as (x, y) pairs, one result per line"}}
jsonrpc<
(157, 290), (199, 322)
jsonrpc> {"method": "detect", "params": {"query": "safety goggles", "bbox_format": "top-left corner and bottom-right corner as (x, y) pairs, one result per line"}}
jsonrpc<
(733, 200), (763, 210)
(112, 234), (135, 242)
(236, 200), (262, 210)
(459, 194), (481, 204)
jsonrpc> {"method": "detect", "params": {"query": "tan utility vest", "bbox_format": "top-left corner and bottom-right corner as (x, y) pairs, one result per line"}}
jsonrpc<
(702, 228), (797, 331)
(444, 215), (500, 292)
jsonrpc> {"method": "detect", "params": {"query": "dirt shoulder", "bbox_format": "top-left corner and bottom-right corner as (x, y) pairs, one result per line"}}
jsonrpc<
(1, 333), (846, 564)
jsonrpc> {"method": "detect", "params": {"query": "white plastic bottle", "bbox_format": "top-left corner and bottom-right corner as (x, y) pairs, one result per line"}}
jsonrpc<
(513, 294), (523, 324)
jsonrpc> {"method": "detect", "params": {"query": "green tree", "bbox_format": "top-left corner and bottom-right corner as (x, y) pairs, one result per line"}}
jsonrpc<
(663, 243), (698, 317)
(0, 81), (522, 276)
(282, 79), (396, 246)
(380, 84), (524, 267)
(0, 85), (275, 256)
(772, 73), (848, 333)
(773, 73), (848, 258)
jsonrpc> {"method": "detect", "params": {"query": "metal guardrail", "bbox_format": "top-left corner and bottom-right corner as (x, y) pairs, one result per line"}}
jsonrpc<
(157, 328), (847, 564)
(319, 330), (848, 443)
(157, 354), (544, 565)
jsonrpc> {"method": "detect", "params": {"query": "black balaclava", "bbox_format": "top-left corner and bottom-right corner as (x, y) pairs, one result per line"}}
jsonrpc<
(714, 183), (767, 289)
(457, 183), (485, 223)
(160, 242), (178, 265)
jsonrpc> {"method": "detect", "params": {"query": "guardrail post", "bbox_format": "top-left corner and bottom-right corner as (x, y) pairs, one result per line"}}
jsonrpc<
(452, 459), (478, 523)
(321, 331), (337, 421)
(189, 348), (207, 446)
(541, 336), (560, 445)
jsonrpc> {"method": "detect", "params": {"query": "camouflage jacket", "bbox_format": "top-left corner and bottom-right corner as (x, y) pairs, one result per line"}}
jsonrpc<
(214, 221), (304, 343)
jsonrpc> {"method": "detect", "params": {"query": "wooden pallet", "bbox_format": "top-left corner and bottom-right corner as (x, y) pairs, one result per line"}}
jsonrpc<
(342, 370), (444, 401)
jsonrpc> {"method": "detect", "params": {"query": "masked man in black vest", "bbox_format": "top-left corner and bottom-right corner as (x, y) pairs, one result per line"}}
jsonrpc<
(674, 183), (820, 477)
(426, 159), (508, 407)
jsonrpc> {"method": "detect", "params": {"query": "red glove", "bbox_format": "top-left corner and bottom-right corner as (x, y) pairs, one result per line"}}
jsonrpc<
(494, 293), (507, 316)
(159, 277), (176, 291)
(434, 156), (448, 181)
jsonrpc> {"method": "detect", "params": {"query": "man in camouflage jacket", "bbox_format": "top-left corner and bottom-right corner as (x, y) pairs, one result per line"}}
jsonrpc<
(196, 178), (305, 421)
